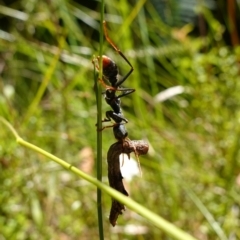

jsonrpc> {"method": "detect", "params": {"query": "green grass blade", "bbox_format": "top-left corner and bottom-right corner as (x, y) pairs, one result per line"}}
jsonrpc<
(95, 0), (105, 239)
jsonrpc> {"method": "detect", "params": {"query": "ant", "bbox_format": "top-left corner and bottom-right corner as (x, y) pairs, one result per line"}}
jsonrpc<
(92, 21), (135, 139)
(92, 21), (143, 175)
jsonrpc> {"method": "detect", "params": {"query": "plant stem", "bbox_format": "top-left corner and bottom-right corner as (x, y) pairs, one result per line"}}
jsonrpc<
(95, 0), (105, 239)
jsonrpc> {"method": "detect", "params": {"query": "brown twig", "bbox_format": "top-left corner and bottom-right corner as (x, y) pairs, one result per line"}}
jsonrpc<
(107, 139), (149, 226)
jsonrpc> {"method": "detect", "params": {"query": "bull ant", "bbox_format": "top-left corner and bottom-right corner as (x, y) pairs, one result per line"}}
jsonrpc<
(92, 21), (135, 140)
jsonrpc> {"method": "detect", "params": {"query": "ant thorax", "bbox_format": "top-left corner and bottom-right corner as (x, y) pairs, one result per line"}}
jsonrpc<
(105, 90), (121, 113)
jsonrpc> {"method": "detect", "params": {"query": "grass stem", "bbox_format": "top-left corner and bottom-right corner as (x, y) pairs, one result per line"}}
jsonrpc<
(95, 0), (105, 239)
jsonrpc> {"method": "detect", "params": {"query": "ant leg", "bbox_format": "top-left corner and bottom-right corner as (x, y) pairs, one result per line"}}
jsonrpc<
(116, 67), (134, 88)
(105, 111), (128, 124)
(103, 21), (133, 69)
(92, 56), (99, 69)
(103, 21), (134, 87)
(98, 122), (127, 132)
(101, 111), (112, 123)
(99, 78), (116, 91)
(117, 88), (135, 99)
(98, 124), (116, 131)
(102, 87), (134, 95)
(97, 111), (127, 131)
(102, 87), (135, 105)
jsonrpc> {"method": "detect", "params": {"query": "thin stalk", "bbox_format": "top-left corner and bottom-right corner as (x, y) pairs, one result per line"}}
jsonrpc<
(95, 0), (104, 239)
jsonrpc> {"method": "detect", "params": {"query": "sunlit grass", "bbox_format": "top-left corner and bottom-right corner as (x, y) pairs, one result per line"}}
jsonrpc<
(0, 1), (239, 239)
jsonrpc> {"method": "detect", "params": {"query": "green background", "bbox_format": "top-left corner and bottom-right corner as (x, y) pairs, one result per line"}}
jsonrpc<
(0, 0), (240, 239)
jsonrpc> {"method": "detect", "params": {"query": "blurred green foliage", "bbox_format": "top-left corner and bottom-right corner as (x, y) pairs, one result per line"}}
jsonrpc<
(0, 0), (240, 239)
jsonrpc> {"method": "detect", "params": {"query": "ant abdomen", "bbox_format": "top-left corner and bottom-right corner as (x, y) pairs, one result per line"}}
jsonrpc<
(100, 55), (118, 86)
(113, 124), (128, 140)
